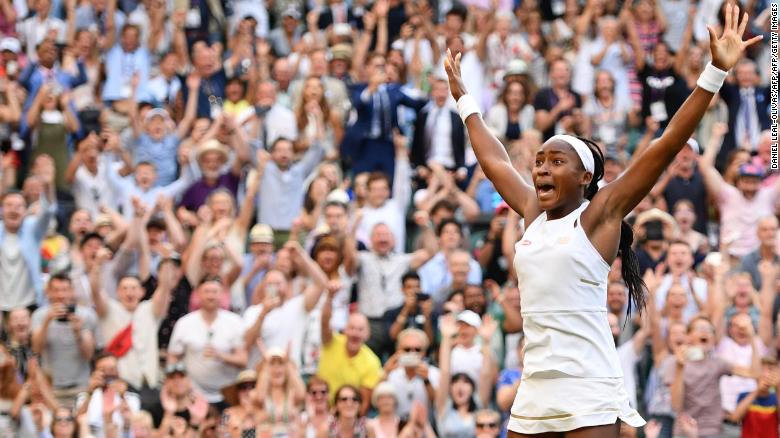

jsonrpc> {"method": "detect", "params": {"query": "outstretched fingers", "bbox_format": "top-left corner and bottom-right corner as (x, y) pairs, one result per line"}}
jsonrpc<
(743, 34), (764, 48)
(724, 3), (732, 32)
(737, 11), (748, 37)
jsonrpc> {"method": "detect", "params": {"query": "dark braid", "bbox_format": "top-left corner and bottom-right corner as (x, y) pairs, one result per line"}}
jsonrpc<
(577, 137), (647, 317)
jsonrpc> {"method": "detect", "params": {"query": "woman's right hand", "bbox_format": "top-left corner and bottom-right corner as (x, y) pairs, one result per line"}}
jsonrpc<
(444, 49), (467, 102)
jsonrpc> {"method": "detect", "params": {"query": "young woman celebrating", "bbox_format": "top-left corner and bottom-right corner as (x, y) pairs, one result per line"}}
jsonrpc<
(443, 4), (761, 437)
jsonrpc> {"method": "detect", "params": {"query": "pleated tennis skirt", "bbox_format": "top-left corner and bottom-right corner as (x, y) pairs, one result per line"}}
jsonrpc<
(506, 373), (646, 434)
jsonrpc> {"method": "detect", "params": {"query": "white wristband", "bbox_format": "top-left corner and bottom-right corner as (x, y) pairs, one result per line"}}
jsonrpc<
(696, 62), (728, 93)
(456, 95), (481, 123)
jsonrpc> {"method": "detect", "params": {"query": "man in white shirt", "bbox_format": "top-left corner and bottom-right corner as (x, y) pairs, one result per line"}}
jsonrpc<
(89, 221), (176, 391)
(16, 0), (67, 59)
(65, 132), (118, 216)
(355, 141), (412, 253)
(242, 241), (328, 368)
(653, 241), (708, 321)
(168, 279), (247, 404)
(418, 220), (482, 304)
(384, 328), (440, 418)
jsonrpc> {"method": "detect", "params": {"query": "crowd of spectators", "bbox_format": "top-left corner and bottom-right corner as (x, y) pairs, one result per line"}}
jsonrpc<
(0, 0), (775, 437)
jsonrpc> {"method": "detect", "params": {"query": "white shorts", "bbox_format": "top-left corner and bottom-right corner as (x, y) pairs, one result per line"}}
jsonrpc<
(507, 374), (646, 434)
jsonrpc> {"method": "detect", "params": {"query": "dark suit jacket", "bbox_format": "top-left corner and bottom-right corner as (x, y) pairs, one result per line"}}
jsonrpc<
(716, 83), (770, 169)
(317, 5), (360, 30)
(411, 106), (466, 171)
(341, 83), (427, 160)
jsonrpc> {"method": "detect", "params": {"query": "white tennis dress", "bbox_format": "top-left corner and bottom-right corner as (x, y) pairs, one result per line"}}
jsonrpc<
(508, 202), (645, 434)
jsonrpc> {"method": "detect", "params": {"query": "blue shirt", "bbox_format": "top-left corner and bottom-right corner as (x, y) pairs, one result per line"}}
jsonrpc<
(131, 134), (180, 186)
(102, 44), (150, 102)
(0, 194), (57, 307)
(418, 252), (482, 305)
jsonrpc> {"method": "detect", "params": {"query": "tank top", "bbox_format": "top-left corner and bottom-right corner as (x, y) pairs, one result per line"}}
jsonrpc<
(514, 201), (623, 379)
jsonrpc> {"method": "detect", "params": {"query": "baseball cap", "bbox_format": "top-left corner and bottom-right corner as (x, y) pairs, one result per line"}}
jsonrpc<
(738, 163), (765, 178)
(0, 37), (20, 53)
(249, 224), (274, 244)
(504, 59), (528, 78)
(282, 6), (301, 19)
(165, 362), (187, 376)
(685, 138), (700, 154)
(265, 347), (286, 360)
(144, 108), (170, 123)
(456, 310), (482, 328)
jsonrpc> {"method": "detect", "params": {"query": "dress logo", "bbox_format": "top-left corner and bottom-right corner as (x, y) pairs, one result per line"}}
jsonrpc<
(557, 236), (571, 244)
(519, 240), (532, 246)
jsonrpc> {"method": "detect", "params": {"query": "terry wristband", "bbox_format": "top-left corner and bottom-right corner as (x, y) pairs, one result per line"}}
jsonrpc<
(456, 94), (481, 123)
(696, 62), (728, 93)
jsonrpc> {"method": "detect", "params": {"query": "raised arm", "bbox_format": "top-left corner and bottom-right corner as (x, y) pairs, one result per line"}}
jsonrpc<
(176, 75), (200, 138)
(444, 50), (538, 221)
(697, 122), (729, 200)
(758, 261), (777, 348)
(589, 7), (762, 220)
(436, 315), (457, 418)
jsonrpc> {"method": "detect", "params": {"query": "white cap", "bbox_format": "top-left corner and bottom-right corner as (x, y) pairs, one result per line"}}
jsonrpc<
(0, 37), (20, 53)
(685, 138), (700, 154)
(457, 310), (482, 328)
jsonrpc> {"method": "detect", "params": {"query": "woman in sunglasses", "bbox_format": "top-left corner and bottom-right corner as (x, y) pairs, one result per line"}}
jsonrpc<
(50, 407), (79, 438)
(319, 385), (368, 438)
(301, 377), (330, 438)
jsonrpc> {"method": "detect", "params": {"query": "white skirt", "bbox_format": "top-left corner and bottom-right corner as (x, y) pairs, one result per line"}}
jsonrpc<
(507, 374), (646, 434)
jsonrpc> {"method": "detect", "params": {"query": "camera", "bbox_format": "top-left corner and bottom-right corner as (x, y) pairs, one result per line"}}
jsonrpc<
(58, 304), (76, 322)
(398, 353), (420, 368)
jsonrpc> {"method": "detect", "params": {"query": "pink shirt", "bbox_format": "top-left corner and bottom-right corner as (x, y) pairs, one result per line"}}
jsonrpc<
(716, 337), (767, 412)
(717, 183), (780, 257)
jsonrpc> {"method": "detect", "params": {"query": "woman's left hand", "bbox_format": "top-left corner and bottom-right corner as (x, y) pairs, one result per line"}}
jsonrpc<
(708, 3), (763, 71)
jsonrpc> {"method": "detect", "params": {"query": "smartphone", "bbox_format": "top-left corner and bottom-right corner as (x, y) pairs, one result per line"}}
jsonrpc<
(398, 353), (420, 368)
(267, 285), (278, 300)
(416, 292), (431, 302)
(58, 304), (76, 322)
(685, 346), (704, 362)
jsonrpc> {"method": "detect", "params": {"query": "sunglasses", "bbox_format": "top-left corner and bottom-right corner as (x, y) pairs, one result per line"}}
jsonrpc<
(238, 383), (255, 391)
(309, 389), (328, 396)
(402, 347), (423, 353)
(55, 416), (74, 423)
(338, 396), (360, 403)
(476, 422), (498, 429)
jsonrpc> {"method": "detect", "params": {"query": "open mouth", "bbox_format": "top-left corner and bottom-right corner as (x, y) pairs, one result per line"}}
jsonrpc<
(536, 183), (556, 197)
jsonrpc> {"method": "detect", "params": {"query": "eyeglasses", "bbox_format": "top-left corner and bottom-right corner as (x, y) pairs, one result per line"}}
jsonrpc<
(338, 396), (360, 403)
(309, 389), (328, 397)
(402, 347), (423, 353)
(476, 422), (498, 429)
(54, 416), (74, 423)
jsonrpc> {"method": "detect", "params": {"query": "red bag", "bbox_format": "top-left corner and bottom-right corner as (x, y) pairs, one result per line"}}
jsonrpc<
(105, 323), (133, 358)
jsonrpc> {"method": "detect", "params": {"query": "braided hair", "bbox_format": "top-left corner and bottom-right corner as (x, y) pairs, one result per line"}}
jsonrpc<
(577, 137), (647, 317)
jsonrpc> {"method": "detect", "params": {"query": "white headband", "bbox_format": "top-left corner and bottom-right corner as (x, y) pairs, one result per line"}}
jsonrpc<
(549, 135), (594, 174)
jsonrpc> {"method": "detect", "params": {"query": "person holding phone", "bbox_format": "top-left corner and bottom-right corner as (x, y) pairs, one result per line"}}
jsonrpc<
(670, 316), (761, 438)
(31, 273), (98, 408)
(383, 328), (440, 419)
(388, 272), (435, 344)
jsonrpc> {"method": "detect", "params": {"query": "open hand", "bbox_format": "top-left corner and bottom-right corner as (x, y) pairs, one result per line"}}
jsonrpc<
(708, 3), (763, 71)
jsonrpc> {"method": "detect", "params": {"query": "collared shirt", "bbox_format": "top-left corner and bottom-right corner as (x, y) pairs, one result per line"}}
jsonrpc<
(356, 251), (413, 318)
(102, 45), (150, 102)
(418, 252), (483, 305)
(426, 103), (455, 168)
(356, 158), (412, 254)
(257, 144), (323, 230)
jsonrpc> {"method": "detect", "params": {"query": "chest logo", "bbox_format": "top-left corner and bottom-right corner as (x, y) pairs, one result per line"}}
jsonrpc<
(557, 236), (571, 244)
(519, 240), (532, 246)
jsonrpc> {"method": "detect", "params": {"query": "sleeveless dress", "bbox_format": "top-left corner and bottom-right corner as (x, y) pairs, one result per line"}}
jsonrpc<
(508, 202), (645, 433)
